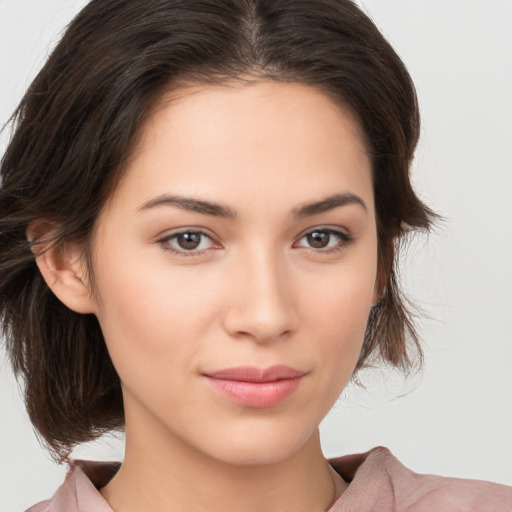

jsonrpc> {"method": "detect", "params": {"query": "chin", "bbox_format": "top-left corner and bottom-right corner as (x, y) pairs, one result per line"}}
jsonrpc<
(215, 445), (301, 467)
(200, 423), (318, 468)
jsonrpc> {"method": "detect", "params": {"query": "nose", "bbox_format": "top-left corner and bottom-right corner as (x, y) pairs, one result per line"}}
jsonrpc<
(221, 249), (298, 344)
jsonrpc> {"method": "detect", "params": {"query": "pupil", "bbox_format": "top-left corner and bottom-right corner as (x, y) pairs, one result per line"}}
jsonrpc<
(177, 232), (201, 250)
(307, 231), (329, 248)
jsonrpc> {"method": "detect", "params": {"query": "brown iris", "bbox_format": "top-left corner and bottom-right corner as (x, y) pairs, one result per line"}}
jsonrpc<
(176, 232), (202, 250)
(306, 231), (331, 249)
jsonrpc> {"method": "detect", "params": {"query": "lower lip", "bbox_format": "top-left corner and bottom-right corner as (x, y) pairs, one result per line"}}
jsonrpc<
(204, 376), (303, 408)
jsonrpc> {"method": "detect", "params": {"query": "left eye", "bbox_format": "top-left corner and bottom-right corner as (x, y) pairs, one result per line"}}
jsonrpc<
(295, 229), (352, 250)
(160, 231), (216, 253)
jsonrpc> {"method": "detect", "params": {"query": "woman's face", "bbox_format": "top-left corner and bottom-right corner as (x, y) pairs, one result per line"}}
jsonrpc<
(89, 81), (378, 465)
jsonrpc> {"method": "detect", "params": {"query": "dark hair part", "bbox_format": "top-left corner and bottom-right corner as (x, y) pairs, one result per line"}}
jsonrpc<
(0, 0), (436, 459)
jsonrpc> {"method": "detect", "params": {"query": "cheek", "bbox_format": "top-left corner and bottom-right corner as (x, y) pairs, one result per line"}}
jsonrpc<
(300, 257), (376, 375)
(91, 251), (222, 392)
(303, 255), (376, 330)
(314, 288), (371, 369)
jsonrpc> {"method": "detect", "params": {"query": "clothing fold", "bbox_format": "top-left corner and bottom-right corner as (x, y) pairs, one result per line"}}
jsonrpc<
(26, 446), (512, 512)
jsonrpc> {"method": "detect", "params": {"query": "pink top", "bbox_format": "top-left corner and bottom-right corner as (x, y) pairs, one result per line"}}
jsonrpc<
(26, 446), (512, 512)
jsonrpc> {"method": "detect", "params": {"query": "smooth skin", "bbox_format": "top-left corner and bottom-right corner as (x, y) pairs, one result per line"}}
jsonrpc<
(35, 81), (379, 512)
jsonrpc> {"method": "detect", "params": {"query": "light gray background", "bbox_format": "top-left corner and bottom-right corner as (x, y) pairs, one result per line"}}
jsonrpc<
(1, 1), (511, 510)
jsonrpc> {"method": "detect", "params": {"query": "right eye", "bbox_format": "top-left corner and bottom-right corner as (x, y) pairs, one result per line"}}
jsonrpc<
(158, 230), (220, 257)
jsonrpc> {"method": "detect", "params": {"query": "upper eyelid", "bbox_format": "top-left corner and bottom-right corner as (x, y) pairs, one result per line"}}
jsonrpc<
(157, 227), (217, 242)
(155, 223), (354, 250)
(156, 224), (349, 236)
(156, 225), (351, 241)
(296, 225), (352, 239)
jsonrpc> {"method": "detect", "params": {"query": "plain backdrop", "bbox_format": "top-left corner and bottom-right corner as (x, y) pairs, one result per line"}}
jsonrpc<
(1, 0), (511, 510)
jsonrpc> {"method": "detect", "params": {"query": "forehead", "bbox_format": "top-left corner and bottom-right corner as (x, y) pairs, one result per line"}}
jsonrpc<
(107, 80), (373, 216)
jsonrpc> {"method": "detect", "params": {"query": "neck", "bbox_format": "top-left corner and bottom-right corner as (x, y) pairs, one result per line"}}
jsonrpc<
(100, 403), (346, 512)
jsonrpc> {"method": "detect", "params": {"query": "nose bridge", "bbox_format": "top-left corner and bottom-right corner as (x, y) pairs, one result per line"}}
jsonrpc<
(223, 242), (296, 342)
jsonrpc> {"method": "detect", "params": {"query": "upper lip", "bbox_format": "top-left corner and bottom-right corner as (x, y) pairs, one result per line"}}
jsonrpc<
(204, 365), (306, 382)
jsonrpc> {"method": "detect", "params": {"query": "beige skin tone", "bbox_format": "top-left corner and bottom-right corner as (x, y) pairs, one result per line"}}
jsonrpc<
(35, 81), (378, 512)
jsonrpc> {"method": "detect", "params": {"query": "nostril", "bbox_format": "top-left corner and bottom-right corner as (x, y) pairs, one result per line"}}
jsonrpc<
(220, 257), (298, 342)
(222, 304), (297, 343)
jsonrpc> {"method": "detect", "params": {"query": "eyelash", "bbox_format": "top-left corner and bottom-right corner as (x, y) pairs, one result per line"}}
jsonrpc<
(294, 228), (354, 253)
(157, 227), (354, 258)
(157, 229), (220, 258)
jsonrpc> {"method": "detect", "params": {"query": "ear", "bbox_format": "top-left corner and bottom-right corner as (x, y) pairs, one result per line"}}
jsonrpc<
(27, 221), (97, 314)
(373, 241), (394, 306)
(372, 286), (381, 307)
(372, 265), (387, 305)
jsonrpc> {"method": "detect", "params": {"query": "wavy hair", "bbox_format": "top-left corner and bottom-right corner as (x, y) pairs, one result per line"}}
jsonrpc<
(0, 0), (436, 459)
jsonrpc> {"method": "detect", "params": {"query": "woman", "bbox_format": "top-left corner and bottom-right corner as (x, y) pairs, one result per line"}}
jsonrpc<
(1, 0), (510, 510)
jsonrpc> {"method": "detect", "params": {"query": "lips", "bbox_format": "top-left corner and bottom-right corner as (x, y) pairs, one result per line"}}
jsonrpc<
(203, 365), (306, 408)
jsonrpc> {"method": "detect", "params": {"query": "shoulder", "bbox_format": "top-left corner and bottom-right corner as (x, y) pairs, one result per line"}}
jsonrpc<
(330, 446), (512, 512)
(23, 460), (119, 512)
(24, 501), (51, 512)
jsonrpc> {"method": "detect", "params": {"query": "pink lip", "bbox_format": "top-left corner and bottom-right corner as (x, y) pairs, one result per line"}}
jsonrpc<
(203, 365), (306, 408)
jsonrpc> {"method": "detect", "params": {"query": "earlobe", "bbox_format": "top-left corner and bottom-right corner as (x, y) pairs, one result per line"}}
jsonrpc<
(27, 222), (97, 315)
(372, 269), (387, 307)
(372, 289), (380, 306)
(372, 285), (384, 308)
(373, 241), (394, 307)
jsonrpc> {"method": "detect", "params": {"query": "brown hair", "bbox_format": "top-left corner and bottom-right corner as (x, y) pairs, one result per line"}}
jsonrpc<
(0, 0), (436, 459)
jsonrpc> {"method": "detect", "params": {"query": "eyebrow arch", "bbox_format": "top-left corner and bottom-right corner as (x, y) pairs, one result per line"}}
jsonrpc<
(137, 194), (237, 218)
(293, 193), (367, 218)
(138, 192), (366, 219)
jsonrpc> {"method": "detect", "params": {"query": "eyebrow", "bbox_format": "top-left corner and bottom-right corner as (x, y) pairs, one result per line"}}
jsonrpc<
(137, 192), (367, 218)
(138, 194), (237, 218)
(293, 193), (367, 218)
